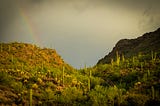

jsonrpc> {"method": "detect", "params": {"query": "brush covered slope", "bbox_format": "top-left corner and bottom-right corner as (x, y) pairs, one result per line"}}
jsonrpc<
(92, 50), (160, 106)
(0, 42), (75, 105)
(0, 31), (160, 105)
(0, 42), (72, 70)
(98, 28), (160, 64)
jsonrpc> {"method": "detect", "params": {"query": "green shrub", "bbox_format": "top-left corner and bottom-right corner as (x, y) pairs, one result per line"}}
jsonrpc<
(122, 71), (139, 89)
(125, 93), (149, 106)
(90, 77), (104, 89)
(57, 87), (84, 104)
(11, 81), (24, 93)
(89, 85), (108, 106)
(0, 71), (13, 86)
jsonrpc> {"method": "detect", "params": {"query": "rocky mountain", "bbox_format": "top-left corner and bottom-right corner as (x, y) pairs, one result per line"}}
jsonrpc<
(98, 28), (160, 64)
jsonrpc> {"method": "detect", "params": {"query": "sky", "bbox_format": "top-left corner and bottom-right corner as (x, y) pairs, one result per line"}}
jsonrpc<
(0, 0), (160, 68)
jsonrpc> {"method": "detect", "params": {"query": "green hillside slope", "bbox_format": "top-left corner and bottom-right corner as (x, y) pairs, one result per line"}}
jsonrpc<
(0, 41), (160, 105)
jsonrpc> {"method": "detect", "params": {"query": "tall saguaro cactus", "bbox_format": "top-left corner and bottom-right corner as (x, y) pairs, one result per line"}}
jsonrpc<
(21, 63), (24, 71)
(151, 86), (155, 100)
(88, 69), (92, 91)
(132, 56), (135, 65)
(0, 44), (2, 52)
(88, 78), (90, 91)
(151, 51), (157, 65)
(147, 70), (150, 77)
(30, 89), (32, 106)
(111, 59), (114, 67)
(41, 62), (44, 70)
(140, 62), (143, 70)
(151, 51), (157, 61)
(62, 66), (65, 86)
(116, 51), (120, 66)
(11, 55), (14, 63)
(8, 45), (11, 52)
(89, 69), (92, 79)
(122, 54), (125, 62)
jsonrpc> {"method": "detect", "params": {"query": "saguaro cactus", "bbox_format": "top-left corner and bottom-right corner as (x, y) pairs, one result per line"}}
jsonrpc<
(8, 45), (11, 52)
(30, 89), (32, 106)
(151, 51), (157, 65)
(11, 55), (14, 63)
(147, 70), (150, 77)
(0, 44), (2, 52)
(151, 86), (155, 100)
(21, 63), (24, 71)
(88, 78), (90, 91)
(151, 51), (157, 61)
(62, 66), (65, 86)
(111, 58), (114, 67)
(122, 54), (125, 62)
(132, 56), (135, 65)
(41, 62), (44, 70)
(88, 69), (92, 91)
(141, 62), (143, 70)
(116, 51), (120, 66)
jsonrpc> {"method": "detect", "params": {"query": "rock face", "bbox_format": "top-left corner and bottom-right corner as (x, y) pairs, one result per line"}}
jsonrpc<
(97, 28), (160, 64)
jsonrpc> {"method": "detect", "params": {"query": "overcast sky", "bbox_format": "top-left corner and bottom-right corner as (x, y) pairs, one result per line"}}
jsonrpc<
(0, 0), (160, 68)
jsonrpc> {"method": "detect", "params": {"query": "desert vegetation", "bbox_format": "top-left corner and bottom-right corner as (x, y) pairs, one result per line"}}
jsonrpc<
(0, 42), (160, 106)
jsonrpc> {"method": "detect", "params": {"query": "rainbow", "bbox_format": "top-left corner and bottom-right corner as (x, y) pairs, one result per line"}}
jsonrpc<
(18, 7), (41, 46)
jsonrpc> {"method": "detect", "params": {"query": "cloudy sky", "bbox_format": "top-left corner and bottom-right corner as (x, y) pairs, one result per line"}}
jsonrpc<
(0, 0), (160, 68)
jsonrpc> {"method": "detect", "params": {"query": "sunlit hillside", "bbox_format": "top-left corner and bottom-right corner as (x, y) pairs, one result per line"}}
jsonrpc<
(1, 0), (160, 105)
(0, 42), (73, 70)
(0, 42), (160, 105)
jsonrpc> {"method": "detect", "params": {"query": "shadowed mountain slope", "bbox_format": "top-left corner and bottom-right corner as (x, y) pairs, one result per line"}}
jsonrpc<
(98, 28), (160, 64)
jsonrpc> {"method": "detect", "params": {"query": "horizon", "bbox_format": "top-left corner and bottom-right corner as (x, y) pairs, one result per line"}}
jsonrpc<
(0, 0), (160, 68)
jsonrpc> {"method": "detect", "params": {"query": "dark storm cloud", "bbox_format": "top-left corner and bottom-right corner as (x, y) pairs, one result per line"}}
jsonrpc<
(0, 0), (160, 19)
(0, 1), (14, 41)
(137, 1), (160, 31)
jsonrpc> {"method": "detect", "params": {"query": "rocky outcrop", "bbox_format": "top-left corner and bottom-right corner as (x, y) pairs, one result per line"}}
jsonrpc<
(97, 28), (160, 64)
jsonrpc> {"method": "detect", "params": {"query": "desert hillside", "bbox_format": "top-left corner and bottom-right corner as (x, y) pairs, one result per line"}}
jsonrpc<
(98, 28), (160, 64)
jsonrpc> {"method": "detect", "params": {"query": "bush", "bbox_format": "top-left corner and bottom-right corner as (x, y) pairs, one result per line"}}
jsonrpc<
(57, 87), (85, 104)
(0, 71), (13, 86)
(122, 71), (139, 89)
(11, 81), (24, 93)
(125, 93), (149, 106)
(89, 85), (125, 106)
(90, 77), (104, 89)
(89, 85), (108, 106)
